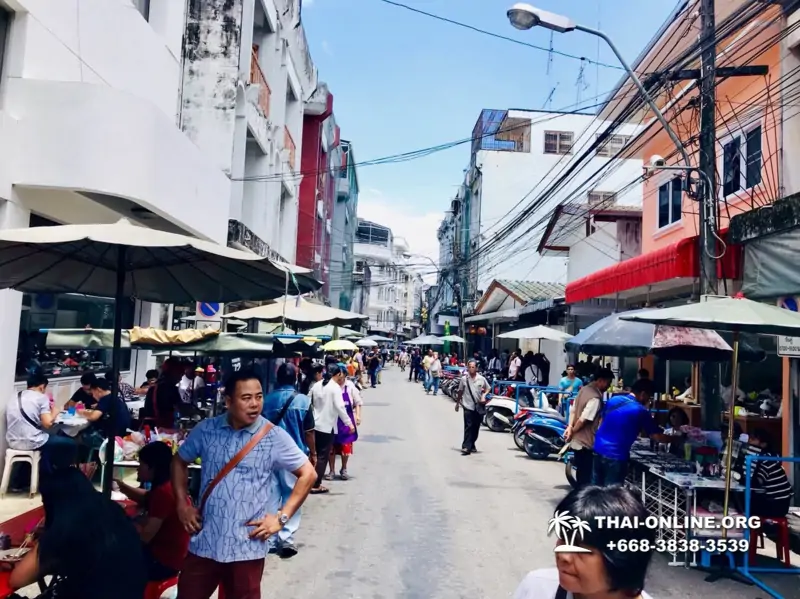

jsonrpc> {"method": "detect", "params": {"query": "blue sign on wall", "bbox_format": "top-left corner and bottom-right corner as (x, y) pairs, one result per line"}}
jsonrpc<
(199, 302), (220, 317)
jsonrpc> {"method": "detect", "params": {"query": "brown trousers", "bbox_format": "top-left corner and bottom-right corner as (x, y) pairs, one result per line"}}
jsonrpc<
(177, 553), (264, 599)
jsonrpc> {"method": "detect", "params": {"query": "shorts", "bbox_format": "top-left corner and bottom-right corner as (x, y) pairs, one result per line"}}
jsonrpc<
(332, 443), (353, 456)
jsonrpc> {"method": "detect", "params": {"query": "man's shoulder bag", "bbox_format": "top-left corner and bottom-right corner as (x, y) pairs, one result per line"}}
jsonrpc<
(464, 378), (487, 415)
(17, 392), (43, 431)
(198, 421), (274, 515)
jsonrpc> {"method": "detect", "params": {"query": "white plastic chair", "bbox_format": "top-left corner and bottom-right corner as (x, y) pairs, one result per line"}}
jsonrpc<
(0, 448), (42, 497)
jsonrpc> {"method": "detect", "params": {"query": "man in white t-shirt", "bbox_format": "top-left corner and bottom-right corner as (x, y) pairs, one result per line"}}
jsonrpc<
(6, 373), (77, 469)
(508, 351), (522, 380)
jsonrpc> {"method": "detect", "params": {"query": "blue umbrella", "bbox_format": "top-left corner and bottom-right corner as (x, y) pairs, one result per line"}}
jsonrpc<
(566, 309), (764, 362)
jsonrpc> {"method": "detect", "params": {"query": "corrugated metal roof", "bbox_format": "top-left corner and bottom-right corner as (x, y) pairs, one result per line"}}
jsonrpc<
(496, 280), (565, 303)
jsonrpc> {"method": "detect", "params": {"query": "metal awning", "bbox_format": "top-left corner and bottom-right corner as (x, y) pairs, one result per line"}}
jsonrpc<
(465, 308), (519, 324)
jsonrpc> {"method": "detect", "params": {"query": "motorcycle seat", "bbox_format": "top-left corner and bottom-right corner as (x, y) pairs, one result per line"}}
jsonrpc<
(523, 408), (566, 423)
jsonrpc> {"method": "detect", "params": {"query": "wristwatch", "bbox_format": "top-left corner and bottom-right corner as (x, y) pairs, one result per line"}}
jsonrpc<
(278, 512), (289, 526)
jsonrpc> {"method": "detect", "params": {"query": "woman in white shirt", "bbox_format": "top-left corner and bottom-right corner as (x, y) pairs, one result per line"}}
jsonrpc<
(310, 364), (354, 493)
(513, 486), (655, 599)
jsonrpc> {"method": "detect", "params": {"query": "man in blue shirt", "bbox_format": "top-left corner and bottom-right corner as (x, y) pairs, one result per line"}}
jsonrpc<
(592, 380), (670, 486)
(173, 369), (315, 599)
(558, 364), (583, 395)
(261, 363), (315, 558)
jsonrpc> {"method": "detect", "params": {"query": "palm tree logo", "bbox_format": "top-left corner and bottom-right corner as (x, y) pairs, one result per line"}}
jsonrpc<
(547, 511), (592, 553)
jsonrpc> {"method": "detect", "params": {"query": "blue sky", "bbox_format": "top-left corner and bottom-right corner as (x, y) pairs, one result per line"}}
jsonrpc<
(301, 0), (680, 260)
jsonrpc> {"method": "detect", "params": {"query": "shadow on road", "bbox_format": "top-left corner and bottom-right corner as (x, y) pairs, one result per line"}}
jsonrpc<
(357, 434), (404, 443)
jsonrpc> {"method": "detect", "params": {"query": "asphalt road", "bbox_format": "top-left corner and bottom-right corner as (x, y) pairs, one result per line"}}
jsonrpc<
(261, 367), (781, 599)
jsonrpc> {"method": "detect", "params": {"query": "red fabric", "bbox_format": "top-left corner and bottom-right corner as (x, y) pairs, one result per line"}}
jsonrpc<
(178, 553), (264, 599)
(147, 482), (190, 571)
(565, 234), (742, 304)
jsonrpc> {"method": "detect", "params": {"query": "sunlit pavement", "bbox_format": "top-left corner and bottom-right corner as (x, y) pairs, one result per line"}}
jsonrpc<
(260, 367), (788, 599)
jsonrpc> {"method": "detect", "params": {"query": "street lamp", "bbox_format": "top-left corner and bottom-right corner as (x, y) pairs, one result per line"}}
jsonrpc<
(506, 3), (691, 167)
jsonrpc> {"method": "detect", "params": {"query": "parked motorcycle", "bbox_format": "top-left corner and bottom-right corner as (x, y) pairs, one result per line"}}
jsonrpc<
(522, 409), (568, 460)
(562, 448), (577, 489)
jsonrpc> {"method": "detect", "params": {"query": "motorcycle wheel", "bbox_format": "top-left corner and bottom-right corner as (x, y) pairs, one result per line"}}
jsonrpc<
(485, 409), (509, 433)
(523, 434), (553, 460)
(565, 458), (578, 489)
(513, 426), (526, 450)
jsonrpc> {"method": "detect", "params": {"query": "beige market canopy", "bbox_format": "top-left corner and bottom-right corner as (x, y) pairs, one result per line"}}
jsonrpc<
(301, 324), (365, 338)
(224, 296), (367, 328)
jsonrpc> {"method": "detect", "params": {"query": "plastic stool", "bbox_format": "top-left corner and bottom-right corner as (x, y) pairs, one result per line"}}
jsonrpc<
(749, 517), (792, 567)
(699, 547), (736, 569)
(143, 576), (178, 599)
(0, 449), (41, 497)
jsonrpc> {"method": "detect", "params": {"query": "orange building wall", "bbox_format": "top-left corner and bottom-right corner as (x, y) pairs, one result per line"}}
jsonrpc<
(638, 30), (782, 254)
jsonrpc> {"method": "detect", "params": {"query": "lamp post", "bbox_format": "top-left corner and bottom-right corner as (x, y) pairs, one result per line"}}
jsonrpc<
(506, 3), (690, 167)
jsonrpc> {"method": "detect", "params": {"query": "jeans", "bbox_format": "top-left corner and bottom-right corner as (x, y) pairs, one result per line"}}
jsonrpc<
(428, 376), (440, 395)
(592, 454), (628, 486)
(271, 469), (301, 547)
(462, 408), (482, 452)
(369, 370), (378, 388)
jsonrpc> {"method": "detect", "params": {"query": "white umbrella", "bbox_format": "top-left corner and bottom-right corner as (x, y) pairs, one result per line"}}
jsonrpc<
(366, 334), (394, 342)
(407, 335), (444, 346)
(440, 334), (466, 343)
(355, 338), (378, 347)
(498, 325), (571, 342)
(0, 218), (320, 495)
(224, 296), (367, 328)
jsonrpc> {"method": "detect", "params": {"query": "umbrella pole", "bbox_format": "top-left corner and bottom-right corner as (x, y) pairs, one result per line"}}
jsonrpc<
(722, 332), (740, 527)
(103, 246), (126, 497)
(281, 271), (289, 330)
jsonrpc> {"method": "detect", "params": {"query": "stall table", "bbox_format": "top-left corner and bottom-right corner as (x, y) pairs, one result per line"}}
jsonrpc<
(627, 440), (745, 568)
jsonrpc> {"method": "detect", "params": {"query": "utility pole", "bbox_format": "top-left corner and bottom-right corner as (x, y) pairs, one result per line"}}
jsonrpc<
(698, 0), (721, 430)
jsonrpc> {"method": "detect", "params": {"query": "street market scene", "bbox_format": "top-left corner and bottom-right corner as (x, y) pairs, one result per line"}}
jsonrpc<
(0, 1), (799, 598)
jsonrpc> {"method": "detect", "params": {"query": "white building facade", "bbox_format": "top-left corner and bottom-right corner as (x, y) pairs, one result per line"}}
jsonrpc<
(0, 0), (318, 434)
(464, 108), (644, 291)
(353, 220), (423, 337)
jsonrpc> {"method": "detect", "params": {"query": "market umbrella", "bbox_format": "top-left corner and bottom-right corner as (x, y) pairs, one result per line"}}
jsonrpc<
(355, 338), (378, 347)
(301, 324), (365, 339)
(440, 334), (466, 343)
(565, 308), (764, 362)
(498, 325), (572, 342)
(224, 296), (367, 328)
(366, 334), (393, 342)
(407, 335), (444, 346)
(322, 339), (359, 352)
(0, 218), (320, 495)
(619, 294), (800, 520)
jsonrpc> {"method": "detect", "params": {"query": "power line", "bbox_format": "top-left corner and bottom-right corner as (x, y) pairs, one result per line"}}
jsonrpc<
(375, 0), (624, 71)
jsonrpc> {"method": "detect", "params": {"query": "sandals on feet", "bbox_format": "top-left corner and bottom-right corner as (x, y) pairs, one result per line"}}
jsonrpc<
(310, 486), (330, 494)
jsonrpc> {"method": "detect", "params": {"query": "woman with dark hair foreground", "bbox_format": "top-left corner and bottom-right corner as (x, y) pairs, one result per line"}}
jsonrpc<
(8, 467), (146, 599)
(115, 441), (190, 580)
(514, 485), (656, 599)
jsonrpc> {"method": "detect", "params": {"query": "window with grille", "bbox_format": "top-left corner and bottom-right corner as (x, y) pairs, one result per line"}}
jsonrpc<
(544, 131), (574, 155)
(657, 177), (683, 229)
(596, 134), (631, 157)
(587, 191), (617, 207)
(722, 124), (762, 197)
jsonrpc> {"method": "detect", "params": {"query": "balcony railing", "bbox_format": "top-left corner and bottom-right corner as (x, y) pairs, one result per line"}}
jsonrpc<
(249, 47), (271, 118)
(284, 126), (296, 171)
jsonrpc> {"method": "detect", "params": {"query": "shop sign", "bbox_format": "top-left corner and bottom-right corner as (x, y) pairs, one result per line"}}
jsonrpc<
(776, 297), (800, 356)
(195, 302), (223, 330)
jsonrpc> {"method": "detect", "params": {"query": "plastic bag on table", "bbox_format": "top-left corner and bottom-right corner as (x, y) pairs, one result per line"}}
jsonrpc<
(98, 437), (125, 464)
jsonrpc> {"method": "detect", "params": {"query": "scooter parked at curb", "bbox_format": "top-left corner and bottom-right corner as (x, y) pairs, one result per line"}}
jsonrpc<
(522, 409), (568, 460)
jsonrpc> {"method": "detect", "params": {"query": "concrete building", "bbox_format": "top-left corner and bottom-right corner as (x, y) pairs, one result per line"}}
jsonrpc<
(0, 0), (320, 444)
(463, 108), (644, 291)
(330, 140), (360, 311)
(181, 0), (317, 263)
(353, 220), (423, 337)
(296, 84), (338, 295)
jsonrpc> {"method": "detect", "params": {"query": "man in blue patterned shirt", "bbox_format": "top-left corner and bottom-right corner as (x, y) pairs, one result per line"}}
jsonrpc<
(172, 369), (316, 599)
(261, 362), (316, 558)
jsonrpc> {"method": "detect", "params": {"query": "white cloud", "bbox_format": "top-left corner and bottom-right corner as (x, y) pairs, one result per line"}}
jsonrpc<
(357, 191), (444, 282)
